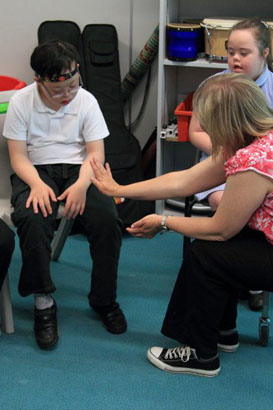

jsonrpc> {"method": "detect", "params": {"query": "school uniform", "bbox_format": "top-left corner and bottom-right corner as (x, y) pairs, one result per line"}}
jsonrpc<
(3, 83), (122, 307)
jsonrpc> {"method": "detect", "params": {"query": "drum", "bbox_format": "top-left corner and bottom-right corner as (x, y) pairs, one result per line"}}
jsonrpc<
(167, 23), (202, 61)
(200, 18), (241, 61)
(183, 18), (205, 55)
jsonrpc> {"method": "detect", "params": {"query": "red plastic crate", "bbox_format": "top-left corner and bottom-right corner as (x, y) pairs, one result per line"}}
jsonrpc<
(174, 92), (194, 142)
(0, 75), (26, 91)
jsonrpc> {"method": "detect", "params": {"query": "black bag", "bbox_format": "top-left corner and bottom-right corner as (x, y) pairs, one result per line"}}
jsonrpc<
(37, 21), (152, 227)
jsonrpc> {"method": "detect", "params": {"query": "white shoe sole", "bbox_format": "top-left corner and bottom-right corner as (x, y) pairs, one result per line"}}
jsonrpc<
(147, 349), (220, 377)
(217, 342), (239, 353)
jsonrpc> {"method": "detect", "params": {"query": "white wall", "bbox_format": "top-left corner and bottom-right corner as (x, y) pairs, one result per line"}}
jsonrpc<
(1, 0), (159, 147)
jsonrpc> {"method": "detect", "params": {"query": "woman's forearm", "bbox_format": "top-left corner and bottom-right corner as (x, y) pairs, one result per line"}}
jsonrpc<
(165, 215), (226, 241)
(117, 158), (226, 200)
(90, 154), (226, 201)
(114, 171), (186, 200)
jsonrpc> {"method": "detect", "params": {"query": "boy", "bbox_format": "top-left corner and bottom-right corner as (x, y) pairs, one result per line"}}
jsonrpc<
(3, 40), (127, 350)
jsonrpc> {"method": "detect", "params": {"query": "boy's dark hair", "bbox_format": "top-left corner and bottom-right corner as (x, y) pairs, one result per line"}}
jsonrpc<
(30, 40), (80, 79)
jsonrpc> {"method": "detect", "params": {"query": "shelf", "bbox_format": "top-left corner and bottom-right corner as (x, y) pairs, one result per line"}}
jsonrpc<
(164, 57), (228, 69)
(156, 0), (230, 216)
(163, 137), (190, 143)
(165, 136), (180, 142)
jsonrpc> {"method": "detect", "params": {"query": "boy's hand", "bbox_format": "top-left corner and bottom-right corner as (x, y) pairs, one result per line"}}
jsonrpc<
(57, 182), (87, 219)
(90, 158), (121, 197)
(26, 181), (57, 217)
(126, 214), (162, 238)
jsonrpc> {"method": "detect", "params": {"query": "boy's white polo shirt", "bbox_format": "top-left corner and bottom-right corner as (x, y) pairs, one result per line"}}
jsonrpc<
(3, 83), (109, 165)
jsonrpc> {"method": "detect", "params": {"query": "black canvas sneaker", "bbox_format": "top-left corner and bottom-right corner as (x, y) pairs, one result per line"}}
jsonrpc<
(147, 345), (220, 377)
(218, 330), (239, 353)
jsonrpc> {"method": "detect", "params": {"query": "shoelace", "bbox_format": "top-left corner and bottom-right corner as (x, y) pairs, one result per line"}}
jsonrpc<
(164, 345), (192, 362)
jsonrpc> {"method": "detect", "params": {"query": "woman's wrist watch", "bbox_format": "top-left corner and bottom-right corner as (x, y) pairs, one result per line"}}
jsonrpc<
(160, 215), (169, 234)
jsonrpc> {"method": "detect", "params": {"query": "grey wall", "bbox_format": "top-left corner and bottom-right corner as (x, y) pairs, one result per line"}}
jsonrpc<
(1, 0), (159, 147)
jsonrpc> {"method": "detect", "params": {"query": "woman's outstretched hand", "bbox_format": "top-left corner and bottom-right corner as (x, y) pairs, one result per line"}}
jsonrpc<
(90, 157), (121, 197)
(126, 214), (162, 238)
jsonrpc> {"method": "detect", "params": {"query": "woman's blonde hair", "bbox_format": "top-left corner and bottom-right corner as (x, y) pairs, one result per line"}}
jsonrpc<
(193, 73), (273, 156)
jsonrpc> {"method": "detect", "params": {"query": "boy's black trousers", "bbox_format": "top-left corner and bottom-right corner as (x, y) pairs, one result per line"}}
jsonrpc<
(11, 164), (122, 308)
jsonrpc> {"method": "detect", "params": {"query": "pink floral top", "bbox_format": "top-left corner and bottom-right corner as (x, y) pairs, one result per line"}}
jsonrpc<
(224, 132), (273, 244)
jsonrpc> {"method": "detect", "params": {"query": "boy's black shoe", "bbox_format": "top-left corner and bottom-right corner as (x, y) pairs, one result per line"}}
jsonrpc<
(34, 300), (59, 349)
(218, 330), (239, 353)
(90, 302), (127, 334)
(147, 345), (220, 377)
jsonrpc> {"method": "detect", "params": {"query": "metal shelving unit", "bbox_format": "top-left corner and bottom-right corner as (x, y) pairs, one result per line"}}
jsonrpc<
(156, 0), (270, 215)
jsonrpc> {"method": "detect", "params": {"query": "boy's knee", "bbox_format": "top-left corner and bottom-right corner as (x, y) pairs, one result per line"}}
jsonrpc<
(83, 204), (122, 237)
(13, 209), (56, 238)
(93, 210), (120, 231)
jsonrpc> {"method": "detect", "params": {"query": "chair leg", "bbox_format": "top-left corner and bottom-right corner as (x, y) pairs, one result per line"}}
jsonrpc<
(184, 195), (196, 218)
(0, 274), (14, 334)
(51, 217), (74, 261)
(262, 291), (270, 319)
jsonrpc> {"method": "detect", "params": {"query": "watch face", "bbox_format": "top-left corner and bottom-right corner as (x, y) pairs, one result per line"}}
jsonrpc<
(160, 215), (169, 233)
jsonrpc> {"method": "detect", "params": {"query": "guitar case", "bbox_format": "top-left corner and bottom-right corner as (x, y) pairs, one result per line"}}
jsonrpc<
(37, 21), (152, 228)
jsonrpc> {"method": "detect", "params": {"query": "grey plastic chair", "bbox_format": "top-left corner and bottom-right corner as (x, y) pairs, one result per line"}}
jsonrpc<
(0, 275), (14, 334)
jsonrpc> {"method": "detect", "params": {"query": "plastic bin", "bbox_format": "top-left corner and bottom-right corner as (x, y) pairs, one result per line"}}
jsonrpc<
(0, 75), (26, 114)
(0, 75), (26, 146)
(0, 102), (8, 115)
(174, 92), (194, 142)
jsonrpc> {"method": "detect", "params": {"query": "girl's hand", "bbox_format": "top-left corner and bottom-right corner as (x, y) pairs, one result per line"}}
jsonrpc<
(126, 214), (162, 238)
(57, 182), (87, 219)
(26, 181), (57, 217)
(90, 158), (121, 197)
